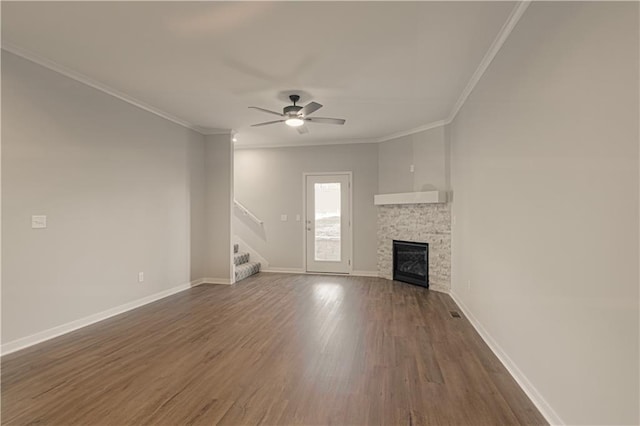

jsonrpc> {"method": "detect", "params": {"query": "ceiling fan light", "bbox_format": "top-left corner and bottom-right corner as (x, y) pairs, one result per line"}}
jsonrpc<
(285, 117), (304, 127)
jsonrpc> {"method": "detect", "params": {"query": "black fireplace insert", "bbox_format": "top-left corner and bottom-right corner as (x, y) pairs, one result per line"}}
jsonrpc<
(393, 240), (429, 288)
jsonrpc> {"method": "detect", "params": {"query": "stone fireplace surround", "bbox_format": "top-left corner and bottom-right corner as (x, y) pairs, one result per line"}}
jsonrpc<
(377, 203), (451, 293)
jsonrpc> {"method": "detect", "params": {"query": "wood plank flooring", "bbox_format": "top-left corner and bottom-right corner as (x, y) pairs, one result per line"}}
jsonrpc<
(1, 274), (546, 425)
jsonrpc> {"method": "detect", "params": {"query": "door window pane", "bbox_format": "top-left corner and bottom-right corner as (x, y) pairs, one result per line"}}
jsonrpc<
(314, 183), (341, 261)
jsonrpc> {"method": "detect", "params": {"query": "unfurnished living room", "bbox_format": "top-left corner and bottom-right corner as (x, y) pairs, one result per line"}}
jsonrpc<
(1, 1), (638, 425)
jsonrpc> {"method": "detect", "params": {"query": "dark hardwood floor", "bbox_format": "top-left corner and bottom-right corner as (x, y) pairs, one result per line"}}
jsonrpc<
(1, 273), (546, 425)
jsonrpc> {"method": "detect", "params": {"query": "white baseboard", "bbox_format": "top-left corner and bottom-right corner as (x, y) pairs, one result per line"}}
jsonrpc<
(448, 290), (564, 426)
(261, 267), (306, 274)
(351, 270), (379, 277)
(190, 278), (206, 286)
(1, 279), (204, 356)
(201, 277), (234, 285)
(262, 268), (379, 278)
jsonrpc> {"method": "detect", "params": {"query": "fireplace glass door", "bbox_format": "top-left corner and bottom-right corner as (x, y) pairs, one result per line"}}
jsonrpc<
(393, 240), (429, 288)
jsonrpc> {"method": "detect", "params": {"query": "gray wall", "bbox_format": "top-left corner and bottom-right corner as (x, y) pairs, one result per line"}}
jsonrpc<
(204, 134), (234, 282)
(449, 3), (638, 424)
(1, 51), (208, 344)
(189, 140), (207, 281)
(378, 126), (448, 193)
(234, 143), (378, 272)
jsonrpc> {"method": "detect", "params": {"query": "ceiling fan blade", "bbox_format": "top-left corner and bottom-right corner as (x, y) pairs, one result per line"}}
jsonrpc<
(305, 117), (346, 125)
(251, 120), (285, 127)
(249, 106), (284, 117)
(299, 101), (322, 117)
(297, 124), (309, 134)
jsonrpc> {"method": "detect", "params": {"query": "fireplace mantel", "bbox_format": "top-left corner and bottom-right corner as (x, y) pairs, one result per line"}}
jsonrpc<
(374, 191), (448, 206)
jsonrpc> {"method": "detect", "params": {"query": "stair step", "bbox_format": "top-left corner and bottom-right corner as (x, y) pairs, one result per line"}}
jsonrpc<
(234, 251), (250, 266)
(235, 261), (261, 282)
(233, 243), (239, 254)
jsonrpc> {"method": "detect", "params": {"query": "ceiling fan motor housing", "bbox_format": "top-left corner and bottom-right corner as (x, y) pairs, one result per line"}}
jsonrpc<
(283, 105), (303, 116)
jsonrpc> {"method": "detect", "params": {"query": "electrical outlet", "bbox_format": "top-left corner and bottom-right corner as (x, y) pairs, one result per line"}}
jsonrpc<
(138, 272), (144, 283)
(410, 164), (415, 173)
(280, 214), (288, 221)
(467, 280), (471, 290)
(31, 215), (47, 229)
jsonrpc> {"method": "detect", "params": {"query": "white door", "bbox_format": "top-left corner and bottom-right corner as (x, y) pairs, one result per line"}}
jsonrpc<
(305, 174), (352, 274)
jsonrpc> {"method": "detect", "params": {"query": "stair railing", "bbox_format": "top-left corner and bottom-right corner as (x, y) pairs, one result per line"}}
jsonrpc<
(234, 200), (264, 225)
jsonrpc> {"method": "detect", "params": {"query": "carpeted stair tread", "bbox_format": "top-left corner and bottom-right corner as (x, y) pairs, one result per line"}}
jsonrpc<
(233, 243), (260, 282)
(235, 261), (261, 281)
(234, 251), (250, 266)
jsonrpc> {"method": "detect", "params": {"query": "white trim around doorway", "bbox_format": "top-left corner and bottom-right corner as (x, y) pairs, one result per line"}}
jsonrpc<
(302, 172), (354, 275)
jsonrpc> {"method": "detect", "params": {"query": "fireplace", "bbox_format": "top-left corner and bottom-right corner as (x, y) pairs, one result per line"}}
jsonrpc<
(393, 240), (429, 288)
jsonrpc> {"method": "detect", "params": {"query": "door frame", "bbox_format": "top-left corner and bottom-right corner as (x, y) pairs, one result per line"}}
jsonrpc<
(302, 171), (353, 274)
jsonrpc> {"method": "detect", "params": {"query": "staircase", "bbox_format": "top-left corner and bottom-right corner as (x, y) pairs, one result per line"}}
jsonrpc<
(234, 243), (261, 282)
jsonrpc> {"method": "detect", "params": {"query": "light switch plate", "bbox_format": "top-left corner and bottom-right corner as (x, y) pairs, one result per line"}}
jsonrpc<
(280, 214), (288, 221)
(296, 214), (301, 222)
(31, 215), (47, 229)
(410, 164), (415, 173)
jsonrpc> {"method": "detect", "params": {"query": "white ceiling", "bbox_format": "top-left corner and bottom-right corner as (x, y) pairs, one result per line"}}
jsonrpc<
(2, 1), (516, 147)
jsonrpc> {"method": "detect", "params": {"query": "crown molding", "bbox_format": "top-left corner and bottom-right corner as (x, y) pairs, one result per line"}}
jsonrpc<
(235, 120), (450, 150)
(446, 1), (531, 124)
(2, 42), (207, 135)
(234, 137), (379, 150)
(3, 2), (530, 146)
(203, 128), (233, 135)
(375, 120), (447, 143)
(369, 1), (530, 139)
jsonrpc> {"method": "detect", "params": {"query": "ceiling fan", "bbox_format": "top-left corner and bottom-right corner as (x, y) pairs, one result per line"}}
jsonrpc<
(249, 95), (346, 134)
